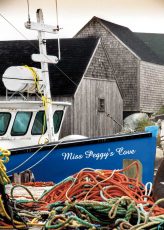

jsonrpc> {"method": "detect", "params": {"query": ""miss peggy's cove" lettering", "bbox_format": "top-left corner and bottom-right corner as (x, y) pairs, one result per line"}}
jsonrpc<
(62, 147), (136, 160)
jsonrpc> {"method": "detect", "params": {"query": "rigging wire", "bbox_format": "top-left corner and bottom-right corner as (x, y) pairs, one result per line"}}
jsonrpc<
(0, 12), (34, 45)
(0, 11), (77, 87)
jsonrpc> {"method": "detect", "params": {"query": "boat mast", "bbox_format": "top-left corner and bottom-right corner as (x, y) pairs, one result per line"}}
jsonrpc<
(25, 9), (59, 142)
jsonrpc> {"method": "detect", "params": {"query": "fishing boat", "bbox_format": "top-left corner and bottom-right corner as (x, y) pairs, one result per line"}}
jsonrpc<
(0, 9), (157, 184)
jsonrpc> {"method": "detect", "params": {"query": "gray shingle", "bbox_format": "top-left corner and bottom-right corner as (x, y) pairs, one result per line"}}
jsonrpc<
(97, 17), (164, 65)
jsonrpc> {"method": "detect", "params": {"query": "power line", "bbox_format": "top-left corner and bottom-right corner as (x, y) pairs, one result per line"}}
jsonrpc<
(0, 11), (77, 87)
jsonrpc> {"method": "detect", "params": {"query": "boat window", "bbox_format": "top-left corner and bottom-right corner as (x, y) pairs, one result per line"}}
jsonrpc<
(11, 112), (32, 136)
(53, 110), (63, 134)
(32, 111), (47, 135)
(0, 112), (11, 136)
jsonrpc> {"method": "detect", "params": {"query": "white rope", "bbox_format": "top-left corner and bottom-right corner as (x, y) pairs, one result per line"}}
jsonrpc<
(144, 182), (153, 202)
(18, 139), (65, 174)
(7, 144), (47, 174)
(99, 170), (117, 201)
(84, 169), (119, 201)
(65, 167), (99, 201)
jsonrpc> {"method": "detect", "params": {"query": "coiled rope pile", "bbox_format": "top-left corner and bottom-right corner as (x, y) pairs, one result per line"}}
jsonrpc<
(0, 154), (164, 229)
(7, 161), (164, 229)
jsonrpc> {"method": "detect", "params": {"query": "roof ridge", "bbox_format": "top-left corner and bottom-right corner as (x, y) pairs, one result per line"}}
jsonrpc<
(96, 16), (129, 30)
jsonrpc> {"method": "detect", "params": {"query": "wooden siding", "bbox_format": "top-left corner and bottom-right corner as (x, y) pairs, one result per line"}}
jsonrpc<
(140, 61), (164, 113)
(54, 78), (123, 138)
(75, 20), (140, 112)
(54, 40), (123, 138)
(73, 78), (123, 137)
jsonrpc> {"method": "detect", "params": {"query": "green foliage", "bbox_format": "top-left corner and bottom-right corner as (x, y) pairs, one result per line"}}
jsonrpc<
(155, 105), (164, 115)
(135, 118), (155, 132)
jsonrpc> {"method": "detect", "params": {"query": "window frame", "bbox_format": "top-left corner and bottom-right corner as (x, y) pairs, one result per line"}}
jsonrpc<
(0, 112), (11, 136)
(31, 110), (47, 135)
(53, 110), (64, 134)
(98, 98), (105, 112)
(11, 111), (32, 136)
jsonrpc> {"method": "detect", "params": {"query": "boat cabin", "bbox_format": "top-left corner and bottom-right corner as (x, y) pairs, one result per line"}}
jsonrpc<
(0, 101), (70, 149)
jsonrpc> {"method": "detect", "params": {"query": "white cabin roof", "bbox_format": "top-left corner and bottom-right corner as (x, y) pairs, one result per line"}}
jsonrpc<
(0, 100), (71, 110)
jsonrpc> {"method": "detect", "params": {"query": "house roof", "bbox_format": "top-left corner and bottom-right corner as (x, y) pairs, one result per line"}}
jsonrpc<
(0, 37), (99, 96)
(98, 17), (164, 65)
(135, 33), (164, 63)
(76, 16), (164, 65)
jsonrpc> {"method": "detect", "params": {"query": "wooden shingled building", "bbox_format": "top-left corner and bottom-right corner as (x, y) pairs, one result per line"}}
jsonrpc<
(75, 17), (164, 117)
(0, 38), (123, 138)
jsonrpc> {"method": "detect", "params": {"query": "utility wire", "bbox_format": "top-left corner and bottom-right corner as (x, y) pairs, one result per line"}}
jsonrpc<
(0, 11), (77, 87)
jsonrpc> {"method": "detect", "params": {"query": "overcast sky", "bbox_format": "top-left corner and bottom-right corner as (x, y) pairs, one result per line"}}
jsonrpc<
(0, 0), (164, 41)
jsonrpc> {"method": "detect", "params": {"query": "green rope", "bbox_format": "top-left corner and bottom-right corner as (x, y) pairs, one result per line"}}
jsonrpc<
(45, 215), (98, 229)
(10, 184), (37, 202)
(8, 193), (164, 229)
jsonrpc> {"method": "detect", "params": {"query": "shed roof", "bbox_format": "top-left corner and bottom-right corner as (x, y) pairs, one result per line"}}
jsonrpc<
(76, 17), (164, 65)
(0, 37), (99, 96)
(135, 33), (164, 64)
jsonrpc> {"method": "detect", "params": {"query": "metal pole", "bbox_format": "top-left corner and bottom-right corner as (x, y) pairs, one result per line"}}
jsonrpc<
(36, 9), (54, 142)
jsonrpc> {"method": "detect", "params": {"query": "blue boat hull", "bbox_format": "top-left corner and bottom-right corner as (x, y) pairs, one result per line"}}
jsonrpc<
(7, 132), (156, 184)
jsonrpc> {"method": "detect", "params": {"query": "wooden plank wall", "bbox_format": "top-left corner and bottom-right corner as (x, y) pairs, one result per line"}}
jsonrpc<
(73, 78), (123, 137)
(54, 78), (123, 138)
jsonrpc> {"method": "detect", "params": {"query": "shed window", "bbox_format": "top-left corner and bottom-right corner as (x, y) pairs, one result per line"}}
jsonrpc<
(53, 110), (63, 133)
(0, 112), (11, 136)
(98, 98), (105, 112)
(32, 111), (47, 135)
(11, 112), (32, 136)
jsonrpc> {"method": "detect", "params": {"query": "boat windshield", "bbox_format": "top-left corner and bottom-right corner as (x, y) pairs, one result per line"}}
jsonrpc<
(53, 110), (63, 133)
(0, 112), (11, 135)
(11, 112), (32, 136)
(0, 110), (64, 137)
(32, 111), (47, 135)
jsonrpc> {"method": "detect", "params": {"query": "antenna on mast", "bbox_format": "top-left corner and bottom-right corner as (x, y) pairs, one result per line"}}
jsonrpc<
(25, 9), (59, 142)
(26, 0), (31, 23)
(55, 0), (61, 60)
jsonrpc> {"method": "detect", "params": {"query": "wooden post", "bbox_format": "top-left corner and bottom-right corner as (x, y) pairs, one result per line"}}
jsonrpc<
(123, 159), (142, 182)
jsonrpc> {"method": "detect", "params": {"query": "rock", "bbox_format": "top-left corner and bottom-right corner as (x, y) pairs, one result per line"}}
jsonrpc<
(123, 113), (149, 131)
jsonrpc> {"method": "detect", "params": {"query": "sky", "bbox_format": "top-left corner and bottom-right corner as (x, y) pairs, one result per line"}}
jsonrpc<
(0, 0), (164, 41)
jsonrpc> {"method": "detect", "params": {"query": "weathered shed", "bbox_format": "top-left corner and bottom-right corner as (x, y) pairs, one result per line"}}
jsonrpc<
(0, 38), (123, 137)
(75, 17), (164, 117)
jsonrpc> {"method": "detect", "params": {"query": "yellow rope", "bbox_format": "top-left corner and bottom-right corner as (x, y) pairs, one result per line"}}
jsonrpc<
(0, 195), (25, 225)
(24, 65), (42, 94)
(0, 148), (11, 185)
(24, 65), (50, 144)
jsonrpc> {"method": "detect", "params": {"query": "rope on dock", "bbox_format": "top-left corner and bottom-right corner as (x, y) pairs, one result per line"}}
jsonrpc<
(1, 161), (164, 229)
